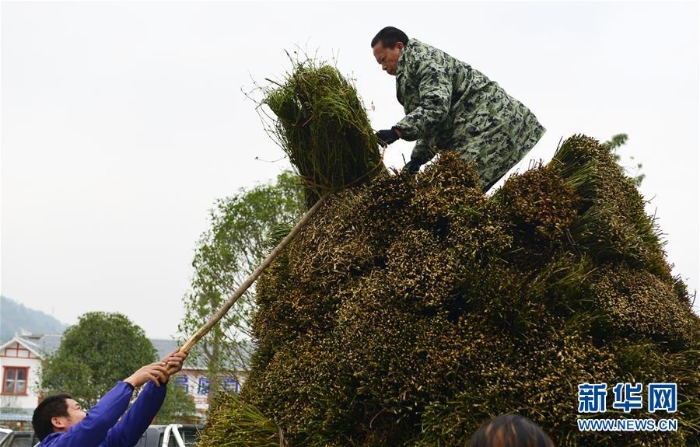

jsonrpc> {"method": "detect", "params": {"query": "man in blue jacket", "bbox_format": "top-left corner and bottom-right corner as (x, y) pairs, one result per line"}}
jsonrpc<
(31, 350), (187, 447)
(372, 26), (545, 191)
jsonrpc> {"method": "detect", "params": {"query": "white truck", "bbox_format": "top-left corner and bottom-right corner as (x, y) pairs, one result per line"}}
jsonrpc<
(134, 424), (200, 447)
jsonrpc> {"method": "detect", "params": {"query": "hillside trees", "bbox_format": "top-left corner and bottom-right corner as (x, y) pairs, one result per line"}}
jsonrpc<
(41, 312), (156, 407)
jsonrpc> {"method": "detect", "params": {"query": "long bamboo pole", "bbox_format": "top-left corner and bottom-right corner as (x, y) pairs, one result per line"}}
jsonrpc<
(178, 192), (329, 355)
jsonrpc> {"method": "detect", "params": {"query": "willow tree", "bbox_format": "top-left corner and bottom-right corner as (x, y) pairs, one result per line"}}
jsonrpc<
(603, 133), (645, 186)
(179, 170), (304, 402)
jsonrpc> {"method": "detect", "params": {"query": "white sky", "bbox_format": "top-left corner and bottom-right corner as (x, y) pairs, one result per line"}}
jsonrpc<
(1, 1), (698, 339)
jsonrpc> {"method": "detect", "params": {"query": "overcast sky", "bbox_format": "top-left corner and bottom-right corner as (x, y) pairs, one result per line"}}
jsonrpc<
(1, 1), (698, 339)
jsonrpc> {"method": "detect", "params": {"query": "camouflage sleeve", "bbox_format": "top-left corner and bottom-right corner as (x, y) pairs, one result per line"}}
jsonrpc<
(410, 138), (436, 165)
(394, 53), (452, 141)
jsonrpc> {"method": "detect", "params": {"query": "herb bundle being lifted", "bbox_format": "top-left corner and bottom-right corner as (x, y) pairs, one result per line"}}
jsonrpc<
(261, 57), (384, 208)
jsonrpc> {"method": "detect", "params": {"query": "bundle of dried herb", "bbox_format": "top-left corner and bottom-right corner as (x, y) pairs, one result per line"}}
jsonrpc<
(260, 57), (384, 208)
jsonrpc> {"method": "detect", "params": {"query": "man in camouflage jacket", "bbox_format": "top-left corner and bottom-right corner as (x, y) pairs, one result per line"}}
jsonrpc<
(372, 26), (545, 191)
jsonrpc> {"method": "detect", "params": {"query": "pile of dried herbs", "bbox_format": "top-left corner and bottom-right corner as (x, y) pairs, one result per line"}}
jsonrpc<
(197, 132), (698, 446)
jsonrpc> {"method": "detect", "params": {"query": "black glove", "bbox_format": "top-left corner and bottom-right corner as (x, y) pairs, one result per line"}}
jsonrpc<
(402, 159), (422, 174)
(375, 128), (400, 146)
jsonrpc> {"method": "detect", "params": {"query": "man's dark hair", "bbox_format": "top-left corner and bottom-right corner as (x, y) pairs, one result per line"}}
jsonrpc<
(469, 414), (555, 447)
(371, 26), (409, 49)
(32, 394), (72, 441)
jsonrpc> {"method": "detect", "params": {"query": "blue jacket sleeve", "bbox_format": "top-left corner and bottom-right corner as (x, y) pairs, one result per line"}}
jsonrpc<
(39, 382), (134, 447)
(102, 381), (167, 447)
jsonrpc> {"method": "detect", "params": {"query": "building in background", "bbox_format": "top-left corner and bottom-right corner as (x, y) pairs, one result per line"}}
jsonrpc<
(150, 339), (245, 419)
(0, 332), (60, 430)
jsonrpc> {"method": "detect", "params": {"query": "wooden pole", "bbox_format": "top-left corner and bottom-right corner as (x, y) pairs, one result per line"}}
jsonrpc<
(177, 192), (330, 355)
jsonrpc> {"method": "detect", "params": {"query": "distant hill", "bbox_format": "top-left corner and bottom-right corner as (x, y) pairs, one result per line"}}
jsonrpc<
(0, 296), (66, 343)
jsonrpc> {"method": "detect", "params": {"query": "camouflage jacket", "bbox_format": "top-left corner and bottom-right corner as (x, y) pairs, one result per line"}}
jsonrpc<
(393, 39), (545, 189)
